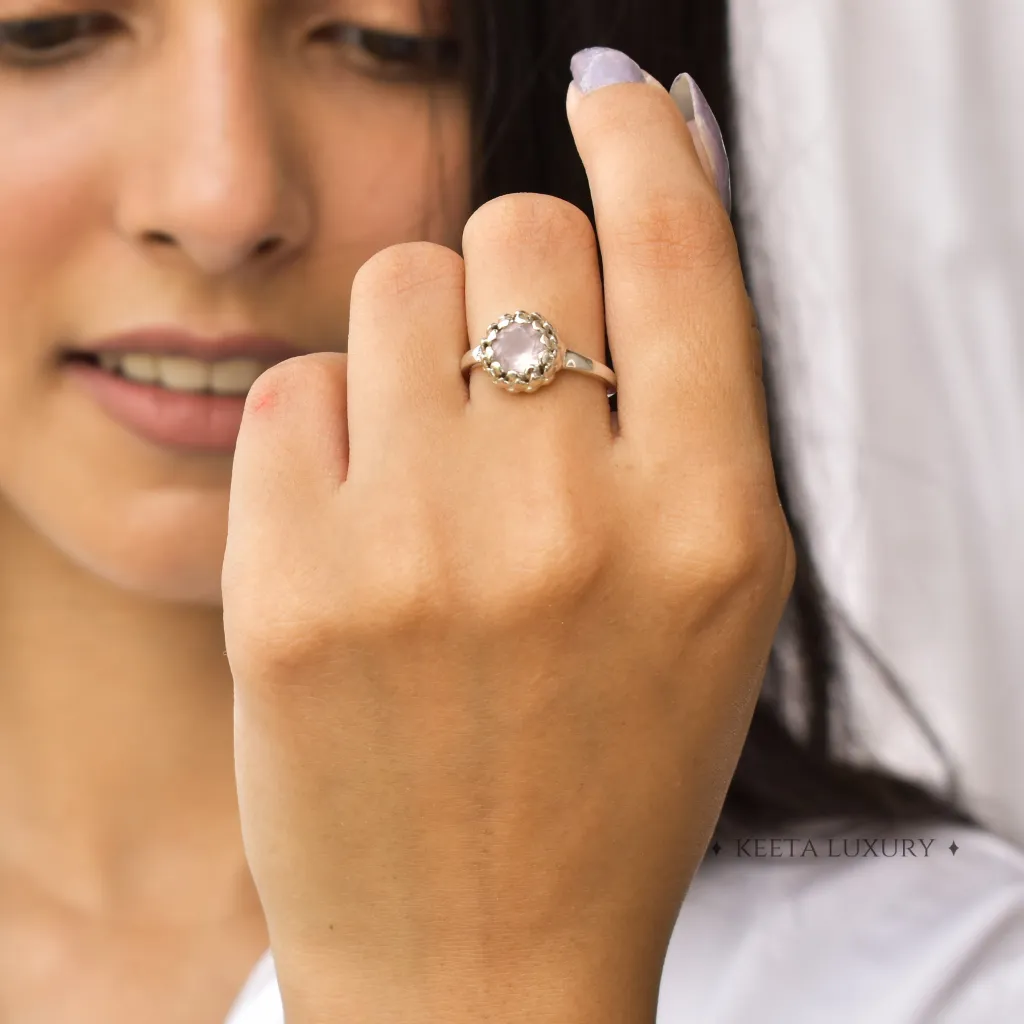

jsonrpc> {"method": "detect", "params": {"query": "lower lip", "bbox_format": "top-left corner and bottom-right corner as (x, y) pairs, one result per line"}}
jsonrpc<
(61, 359), (251, 454)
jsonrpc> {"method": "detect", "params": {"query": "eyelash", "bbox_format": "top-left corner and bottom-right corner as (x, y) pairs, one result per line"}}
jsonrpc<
(0, 13), (462, 78)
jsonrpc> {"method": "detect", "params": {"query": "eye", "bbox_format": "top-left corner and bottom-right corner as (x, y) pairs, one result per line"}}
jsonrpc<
(309, 23), (461, 80)
(0, 12), (120, 66)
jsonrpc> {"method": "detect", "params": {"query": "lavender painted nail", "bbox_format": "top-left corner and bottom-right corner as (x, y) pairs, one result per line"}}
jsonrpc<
(670, 73), (732, 215)
(570, 47), (646, 94)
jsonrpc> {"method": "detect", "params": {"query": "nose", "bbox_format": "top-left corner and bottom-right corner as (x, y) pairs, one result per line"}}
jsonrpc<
(116, 31), (312, 278)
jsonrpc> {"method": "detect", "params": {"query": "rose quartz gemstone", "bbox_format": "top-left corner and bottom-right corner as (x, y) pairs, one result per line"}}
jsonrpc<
(490, 322), (547, 376)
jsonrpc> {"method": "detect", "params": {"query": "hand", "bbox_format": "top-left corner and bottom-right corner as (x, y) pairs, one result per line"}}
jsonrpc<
(222, 60), (795, 1024)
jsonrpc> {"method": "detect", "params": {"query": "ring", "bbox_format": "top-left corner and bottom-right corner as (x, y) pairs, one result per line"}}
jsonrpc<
(460, 311), (617, 397)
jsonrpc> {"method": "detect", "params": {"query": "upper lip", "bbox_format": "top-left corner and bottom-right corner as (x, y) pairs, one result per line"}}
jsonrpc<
(67, 327), (317, 364)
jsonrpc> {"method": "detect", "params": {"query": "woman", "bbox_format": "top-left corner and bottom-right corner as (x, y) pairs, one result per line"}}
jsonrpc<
(0, 0), (1020, 1021)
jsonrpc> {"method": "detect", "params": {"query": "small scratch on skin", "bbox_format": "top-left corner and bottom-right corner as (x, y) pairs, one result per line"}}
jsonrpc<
(248, 387), (276, 414)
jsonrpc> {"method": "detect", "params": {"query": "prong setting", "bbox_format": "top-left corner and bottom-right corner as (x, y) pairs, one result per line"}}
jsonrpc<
(475, 311), (563, 393)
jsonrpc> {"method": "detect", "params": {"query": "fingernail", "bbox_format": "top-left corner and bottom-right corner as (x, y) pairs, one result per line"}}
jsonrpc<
(670, 73), (732, 215)
(570, 47), (646, 95)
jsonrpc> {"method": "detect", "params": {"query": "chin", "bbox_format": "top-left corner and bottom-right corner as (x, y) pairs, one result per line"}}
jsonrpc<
(63, 505), (230, 605)
(0, 398), (237, 606)
(2, 479), (229, 607)
(74, 539), (228, 606)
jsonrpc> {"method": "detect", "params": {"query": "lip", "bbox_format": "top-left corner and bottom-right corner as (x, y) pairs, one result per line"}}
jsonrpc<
(61, 360), (252, 454)
(58, 326), (324, 454)
(64, 326), (316, 364)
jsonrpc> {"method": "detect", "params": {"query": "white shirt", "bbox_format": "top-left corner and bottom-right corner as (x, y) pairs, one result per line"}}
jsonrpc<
(222, 825), (1024, 1022)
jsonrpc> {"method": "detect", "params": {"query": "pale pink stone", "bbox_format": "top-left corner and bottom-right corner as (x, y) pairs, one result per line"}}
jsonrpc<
(490, 321), (547, 376)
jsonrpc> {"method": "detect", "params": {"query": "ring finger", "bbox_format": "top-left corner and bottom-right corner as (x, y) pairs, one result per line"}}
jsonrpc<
(461, 192), (613, 445)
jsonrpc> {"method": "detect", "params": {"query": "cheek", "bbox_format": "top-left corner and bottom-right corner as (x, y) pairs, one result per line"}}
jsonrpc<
(0, 88), (109, 304)
(0, 102), (107, 513)
(312, 89), (472, 254)
(0, 100), (109, 429)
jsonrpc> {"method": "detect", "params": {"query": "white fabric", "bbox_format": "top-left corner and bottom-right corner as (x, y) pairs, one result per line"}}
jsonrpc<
(728, 0), (1024, 845)
(222, 825), (1024, 1022)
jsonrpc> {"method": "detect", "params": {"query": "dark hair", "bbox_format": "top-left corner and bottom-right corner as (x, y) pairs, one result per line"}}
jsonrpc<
(435, 0), (980, 837)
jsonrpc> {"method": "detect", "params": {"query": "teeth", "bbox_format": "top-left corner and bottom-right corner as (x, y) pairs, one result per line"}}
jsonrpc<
(96, 353), (273, 396)
(158, 355), (210, 392)
(115, 352), (158, 383)
(210, 358), (272, 394)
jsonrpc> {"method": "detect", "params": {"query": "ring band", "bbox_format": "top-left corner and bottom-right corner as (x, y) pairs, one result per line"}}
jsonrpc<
(460, 311), (617, 397)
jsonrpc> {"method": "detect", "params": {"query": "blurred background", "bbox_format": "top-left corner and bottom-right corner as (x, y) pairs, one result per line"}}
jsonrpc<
(729, 0), (1024, 845)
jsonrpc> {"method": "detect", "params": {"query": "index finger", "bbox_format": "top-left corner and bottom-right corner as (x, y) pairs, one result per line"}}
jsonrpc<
(565, 51), (766, 470)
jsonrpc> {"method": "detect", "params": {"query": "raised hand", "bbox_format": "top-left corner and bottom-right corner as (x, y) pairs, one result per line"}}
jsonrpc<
(222, 48), (795, 1024)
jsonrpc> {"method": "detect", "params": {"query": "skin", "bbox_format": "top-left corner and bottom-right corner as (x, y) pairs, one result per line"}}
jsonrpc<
(0, 0), (795, 1021)
(0, 0), (470, 1019)
(226, 49), (794, 1024)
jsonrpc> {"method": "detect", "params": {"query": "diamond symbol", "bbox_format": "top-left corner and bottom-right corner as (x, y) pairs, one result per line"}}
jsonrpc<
(949, 841), (959, 856)
(712, 841), (722, 856)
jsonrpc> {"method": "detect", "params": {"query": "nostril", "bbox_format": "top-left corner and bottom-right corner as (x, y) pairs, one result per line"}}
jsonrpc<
(136, 230), (285, 264)
(254, 237), (282, 257)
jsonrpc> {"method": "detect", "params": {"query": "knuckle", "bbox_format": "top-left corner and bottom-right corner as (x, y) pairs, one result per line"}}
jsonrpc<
(463, 193), (597, 261)
(706, 529), (773, 590)
(474, 506), (609, 618)
(241, 352), (344, 419)
(230, 560), (451, 686)
(695, 511), (796, 599)
(228, 590), (339, 683)
(352, 240), (464, 304)
(351, 561), (449, 636)
(342, 513), (458, 636)
(650, 498), (794, 610)
(618, 191), (735, 276)
(487, 551), (601, 623)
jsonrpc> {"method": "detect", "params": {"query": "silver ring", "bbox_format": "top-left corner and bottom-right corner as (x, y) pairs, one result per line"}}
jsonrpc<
(460, 311), (617, 397)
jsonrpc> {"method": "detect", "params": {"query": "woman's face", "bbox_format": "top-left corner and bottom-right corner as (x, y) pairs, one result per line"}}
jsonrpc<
(0, 0), (471, 603)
